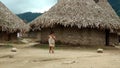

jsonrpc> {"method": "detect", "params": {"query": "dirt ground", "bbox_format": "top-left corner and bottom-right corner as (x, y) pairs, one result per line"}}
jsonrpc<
(0, 46), (120, 68)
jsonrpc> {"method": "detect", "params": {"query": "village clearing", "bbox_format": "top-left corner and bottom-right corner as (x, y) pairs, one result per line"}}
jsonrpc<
(0, 39), (120, 68)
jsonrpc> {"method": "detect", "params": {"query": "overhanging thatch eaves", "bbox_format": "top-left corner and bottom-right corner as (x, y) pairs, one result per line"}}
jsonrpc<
(0, 1), (29, 33)
(30, 0), (120, 30)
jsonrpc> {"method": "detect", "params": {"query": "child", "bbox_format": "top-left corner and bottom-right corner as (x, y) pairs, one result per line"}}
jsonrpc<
(48, 31), (56, 54)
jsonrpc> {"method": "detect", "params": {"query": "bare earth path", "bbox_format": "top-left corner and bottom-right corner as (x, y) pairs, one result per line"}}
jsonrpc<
(0, 47), (120, 68)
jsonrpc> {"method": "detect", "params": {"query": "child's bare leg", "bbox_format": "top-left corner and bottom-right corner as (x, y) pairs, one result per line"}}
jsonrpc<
(52, 47), (54, 53)
(49, 47), (52, 53)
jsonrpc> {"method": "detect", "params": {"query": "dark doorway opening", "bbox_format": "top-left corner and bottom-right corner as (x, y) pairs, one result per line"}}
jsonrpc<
(119, 35), (120, 42)
(94, 0), (99, 3)
(8, 33), (12, 41)
(105, 29), (110, 46)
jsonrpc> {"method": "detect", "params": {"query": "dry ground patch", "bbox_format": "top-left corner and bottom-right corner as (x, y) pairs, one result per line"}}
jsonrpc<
(0, 46), (120, 68)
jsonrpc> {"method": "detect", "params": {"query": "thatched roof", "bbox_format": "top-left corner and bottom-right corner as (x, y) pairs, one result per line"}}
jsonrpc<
(97, 0), (119, 19)
(30, 0), (120, 31)
(0, 2), (29, 33)
(28, 23), (41, 31)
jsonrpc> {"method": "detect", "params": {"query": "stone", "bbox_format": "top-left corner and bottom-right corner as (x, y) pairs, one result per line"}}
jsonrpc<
(97, 48), (103, 53)
(11, 48), (17, 52)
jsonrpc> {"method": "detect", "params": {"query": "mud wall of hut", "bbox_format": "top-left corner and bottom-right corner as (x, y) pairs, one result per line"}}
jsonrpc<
(0, 31), (9, 41)
(109, 33), (119, 45)
(28, 31), (41, 40)
(61, 28), (106, 46)
(41, 27), (107, 46)
(0, 31), (17, 41)
(9, 32), (17, 41)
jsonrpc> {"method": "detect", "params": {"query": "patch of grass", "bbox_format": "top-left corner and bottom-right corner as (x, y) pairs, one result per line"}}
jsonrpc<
(102, 46), (119, 50)
(6, 44), (13, 48)
(31, 44), (97, 50)
(32, 44), (63, 49)
(32, 42), (118, 50)
(7, 41), (26, 44)
(33, 44), (48, 49)
(0, 44), (13, 48)
(0, 40), (26, 44)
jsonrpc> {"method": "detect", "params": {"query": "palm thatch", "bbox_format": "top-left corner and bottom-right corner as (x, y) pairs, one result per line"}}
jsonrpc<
(0, 1), (29, 33)
(28, 23), (41, 31)
(97, 0), (119, 19)
(30, 0), (120, 31)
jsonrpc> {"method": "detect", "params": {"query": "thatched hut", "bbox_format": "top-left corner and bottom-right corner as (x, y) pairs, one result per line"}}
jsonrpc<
(0, 2), (29, 41)
(30, 0), (120, 46)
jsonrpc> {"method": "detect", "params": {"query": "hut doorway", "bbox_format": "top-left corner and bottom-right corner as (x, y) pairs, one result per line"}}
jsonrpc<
(94, 0), (99, 3)
(119, 35), (120, 42)
(8, 34), (10, 41)
(105, 29), (110, 46)
(8, 33), (12, 41)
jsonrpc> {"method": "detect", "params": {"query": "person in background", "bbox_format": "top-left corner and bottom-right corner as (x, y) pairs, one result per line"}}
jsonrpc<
(48, 31), (56, 54)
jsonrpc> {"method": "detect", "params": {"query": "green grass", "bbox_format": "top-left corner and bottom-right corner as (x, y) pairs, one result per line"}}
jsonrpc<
(6, 44), (13, 47)
(7, 40), (26, 44)
(32, 44), (100, 51)
(32, 44), (64, 49)
(0, 44), (13, 48)
(31, 43), (119, 51)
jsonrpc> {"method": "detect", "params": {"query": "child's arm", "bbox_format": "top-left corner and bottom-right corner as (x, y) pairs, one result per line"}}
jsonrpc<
(52, 35), (56, 40)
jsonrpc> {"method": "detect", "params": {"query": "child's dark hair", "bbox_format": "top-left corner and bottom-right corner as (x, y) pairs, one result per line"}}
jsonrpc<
(50, 31), (54, 35)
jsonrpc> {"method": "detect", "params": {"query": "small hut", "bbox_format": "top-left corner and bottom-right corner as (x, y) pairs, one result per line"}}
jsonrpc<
(30, 0), (120, 46)
(0, 2), (29, 41)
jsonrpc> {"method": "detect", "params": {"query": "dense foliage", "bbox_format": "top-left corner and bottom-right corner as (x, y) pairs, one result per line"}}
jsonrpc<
(17, 12), (42, 23)
(109, 0), (120, 16)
